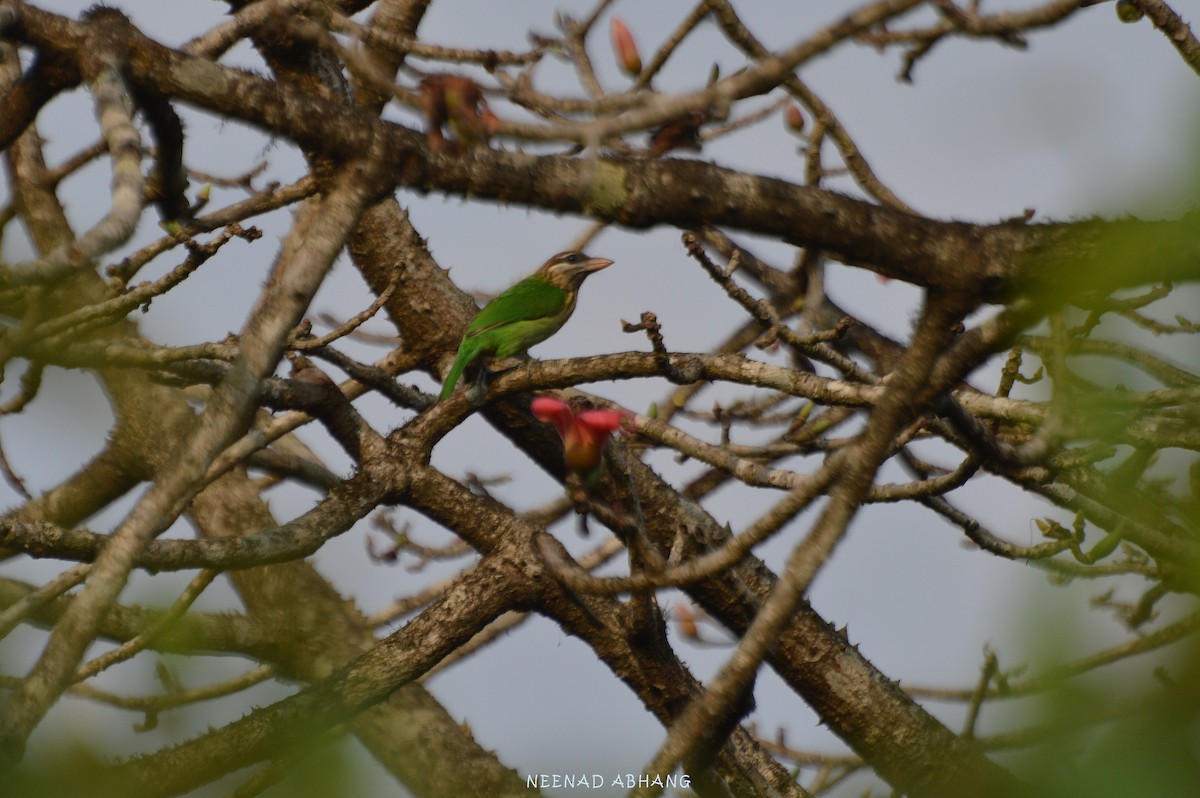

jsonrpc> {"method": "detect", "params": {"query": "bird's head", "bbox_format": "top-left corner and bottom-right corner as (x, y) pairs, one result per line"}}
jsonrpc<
(536, 250), (613, 290)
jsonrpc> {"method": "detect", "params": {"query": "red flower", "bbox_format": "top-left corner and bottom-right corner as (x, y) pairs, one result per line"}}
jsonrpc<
(531, 396), (626, 473)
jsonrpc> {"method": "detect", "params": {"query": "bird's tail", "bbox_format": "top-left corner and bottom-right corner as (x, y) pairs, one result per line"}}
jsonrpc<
(438, 346), (471, 402)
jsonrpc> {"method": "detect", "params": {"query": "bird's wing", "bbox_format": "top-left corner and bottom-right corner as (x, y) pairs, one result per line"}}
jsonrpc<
(465, 277), (567, 336)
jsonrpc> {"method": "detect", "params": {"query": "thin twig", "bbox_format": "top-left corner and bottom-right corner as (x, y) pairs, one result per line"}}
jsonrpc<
(73, 570), (220, 682)
(291, 279), (397, 351)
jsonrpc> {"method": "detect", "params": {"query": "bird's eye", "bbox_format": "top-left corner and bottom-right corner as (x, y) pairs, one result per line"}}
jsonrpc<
(565, 253), (582, 264)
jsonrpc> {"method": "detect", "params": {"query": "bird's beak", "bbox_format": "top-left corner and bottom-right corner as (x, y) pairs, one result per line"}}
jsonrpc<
(583, 257), (613, 273)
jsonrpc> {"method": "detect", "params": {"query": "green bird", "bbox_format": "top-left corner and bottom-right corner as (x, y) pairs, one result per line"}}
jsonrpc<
(438, 250), (614, 401)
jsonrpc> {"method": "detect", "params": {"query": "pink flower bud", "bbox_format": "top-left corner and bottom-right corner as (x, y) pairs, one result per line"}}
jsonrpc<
(785, 104), (805, 133)
(610, 18), (642, 77)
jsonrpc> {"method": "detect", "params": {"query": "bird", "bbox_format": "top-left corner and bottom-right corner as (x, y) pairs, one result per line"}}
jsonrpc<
(438, 250), (613, 401)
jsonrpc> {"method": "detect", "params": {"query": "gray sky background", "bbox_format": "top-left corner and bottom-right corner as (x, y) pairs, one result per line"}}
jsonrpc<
(3, 1), (1200, 795)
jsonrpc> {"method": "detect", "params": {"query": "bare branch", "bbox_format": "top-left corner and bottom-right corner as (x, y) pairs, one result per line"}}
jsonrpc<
(1129, 0), (1200, 75)
(3, 58), (143, 285)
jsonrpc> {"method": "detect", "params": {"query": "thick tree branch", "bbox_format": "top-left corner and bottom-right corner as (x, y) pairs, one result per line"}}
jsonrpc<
(0, 168), (373, 762)
(0, 575), (277, 658)
(1130, 0), (1200, 76)
(0, 468), (385, 571)
(108, 555), (524, 798)
(396, 459), (808, 798)
(6, 3), (1198, 302)
(3, 43), (143, 285)
(639, 297), (1017, 797)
